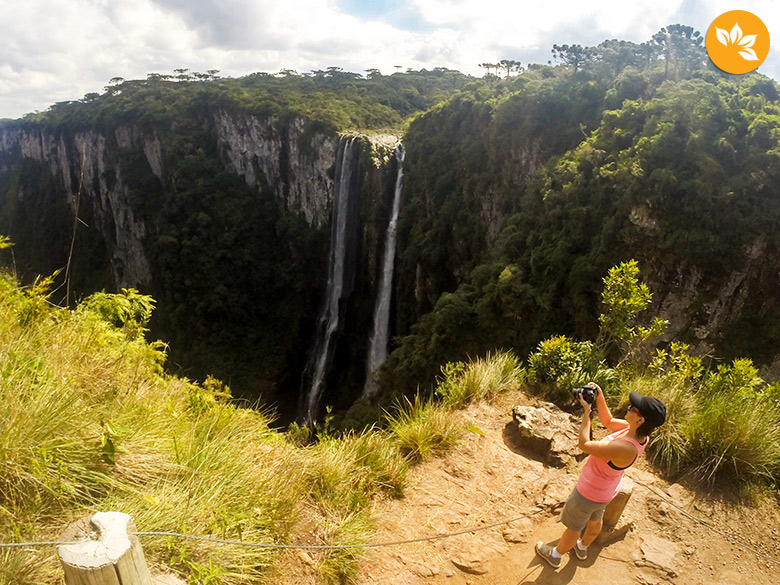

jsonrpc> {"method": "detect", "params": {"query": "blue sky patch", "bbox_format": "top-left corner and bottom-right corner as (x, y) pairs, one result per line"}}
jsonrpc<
(335, 0), (435, 33)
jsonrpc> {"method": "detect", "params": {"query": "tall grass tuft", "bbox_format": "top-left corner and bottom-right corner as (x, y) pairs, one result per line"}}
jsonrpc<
(385, 395), (463, 463)
(435, 350), (525, 407)
(624, 374), (696, 475)
(669, 359), (780, 485)
(684, 388), (780, 485)
(628, 355), (780, 486)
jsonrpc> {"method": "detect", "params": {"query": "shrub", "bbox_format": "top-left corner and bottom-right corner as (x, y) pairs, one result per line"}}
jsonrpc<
(597, 260), (668, 366)
(78, 288), (156, 340)
(648, 342), (703, 383)
(527, 336), (615, 402)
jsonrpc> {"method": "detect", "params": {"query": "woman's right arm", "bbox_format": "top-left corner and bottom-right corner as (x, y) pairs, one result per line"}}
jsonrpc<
(591, 383), (629, 432)
(577, 394), (634, 467)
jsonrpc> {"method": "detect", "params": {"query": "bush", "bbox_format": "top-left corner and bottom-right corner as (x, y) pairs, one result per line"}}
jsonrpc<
(527, 336), (615, 402)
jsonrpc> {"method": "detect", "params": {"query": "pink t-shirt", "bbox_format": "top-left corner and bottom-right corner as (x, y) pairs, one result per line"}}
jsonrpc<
(576, 428), (647, 502)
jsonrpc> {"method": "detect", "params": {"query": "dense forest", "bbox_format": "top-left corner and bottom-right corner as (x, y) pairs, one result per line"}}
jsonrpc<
(2, 25), (780, 425)
(377, 32), (780, 409)
(0, 67), (475, 421)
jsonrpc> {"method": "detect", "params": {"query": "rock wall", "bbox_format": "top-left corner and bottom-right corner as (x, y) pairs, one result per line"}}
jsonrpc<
(0, 114), (357, 289)
(214, 112), (339, 227)
(653, 234), (774, 358)
(1, 126), (153, 289)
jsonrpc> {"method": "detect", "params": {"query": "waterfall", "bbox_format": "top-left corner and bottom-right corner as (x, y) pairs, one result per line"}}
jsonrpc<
(363, 143), (404, 398)
(300, 136), (359, 424)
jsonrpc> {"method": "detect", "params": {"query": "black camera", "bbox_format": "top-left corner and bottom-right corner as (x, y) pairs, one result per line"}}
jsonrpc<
(573, 386), (597, 404)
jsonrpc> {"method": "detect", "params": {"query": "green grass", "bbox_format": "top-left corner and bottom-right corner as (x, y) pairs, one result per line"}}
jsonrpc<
(384, 395), (464, 463)
(651, 361), (780, 486)
(684, 388), (780, 485)
(0, 273), (410, 584)
(629, 374), (697, 475)
(0, 271), (513, 585)
(435, 350), (526, 407)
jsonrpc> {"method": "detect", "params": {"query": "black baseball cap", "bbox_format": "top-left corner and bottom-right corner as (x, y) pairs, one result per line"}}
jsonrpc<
(629, 390), (667, 429)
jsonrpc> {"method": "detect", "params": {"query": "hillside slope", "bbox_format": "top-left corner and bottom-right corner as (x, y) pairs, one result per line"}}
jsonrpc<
(348, 393), (780, 585)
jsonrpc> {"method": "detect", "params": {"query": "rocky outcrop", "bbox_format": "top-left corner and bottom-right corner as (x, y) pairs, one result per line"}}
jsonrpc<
(511, 403), (583, 467)
(1, 126), (153, 289)
(653, 235), (769, 356)
(114, 125), (164, 181)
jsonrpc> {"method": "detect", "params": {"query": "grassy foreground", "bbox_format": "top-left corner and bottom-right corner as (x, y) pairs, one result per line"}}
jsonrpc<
(0, 272), (474, 585)
(3, 262), (780, 584)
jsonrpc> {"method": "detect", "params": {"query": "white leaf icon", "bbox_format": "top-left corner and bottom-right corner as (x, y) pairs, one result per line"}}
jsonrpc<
(714, 21), (762, 63)
(739, 49), (759, 61)
(730, 23), (742, 43)
(739, 34), (757, 48)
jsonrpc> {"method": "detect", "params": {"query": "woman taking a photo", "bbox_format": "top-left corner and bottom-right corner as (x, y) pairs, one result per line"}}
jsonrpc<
(535, 383), (666, 569)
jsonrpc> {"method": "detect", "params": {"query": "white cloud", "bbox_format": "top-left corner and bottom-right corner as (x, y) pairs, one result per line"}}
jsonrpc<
(0, 0), (777, 119)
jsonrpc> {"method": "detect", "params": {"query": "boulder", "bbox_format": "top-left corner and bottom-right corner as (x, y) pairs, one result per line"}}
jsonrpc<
(511, 404), (581, 466)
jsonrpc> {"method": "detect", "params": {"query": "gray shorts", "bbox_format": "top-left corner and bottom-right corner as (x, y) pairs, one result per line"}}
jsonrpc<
(559, 488), (608, 531)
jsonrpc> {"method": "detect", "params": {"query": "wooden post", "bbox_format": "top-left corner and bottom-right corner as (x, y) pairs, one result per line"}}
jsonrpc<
(594, 476), (635, 546)
(603, 475), (633, 528)
(58, 512), (153, 585)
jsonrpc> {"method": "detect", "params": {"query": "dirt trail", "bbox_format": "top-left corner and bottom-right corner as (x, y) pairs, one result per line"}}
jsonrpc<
(355, 392), (780, 585)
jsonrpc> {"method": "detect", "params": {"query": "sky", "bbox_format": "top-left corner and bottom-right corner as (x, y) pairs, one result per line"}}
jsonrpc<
(0, 0), (778, 120)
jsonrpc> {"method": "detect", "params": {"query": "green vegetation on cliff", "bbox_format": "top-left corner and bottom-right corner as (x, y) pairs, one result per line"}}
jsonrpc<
(0, 68), (477, 413)
(10, 67), (474, 134)
(385, 32), (780, 397)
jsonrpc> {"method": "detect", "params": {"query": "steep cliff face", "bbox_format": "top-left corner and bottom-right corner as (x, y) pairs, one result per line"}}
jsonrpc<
(0, 114), (399, 416)
(651, 234), (780, 366)
(0, 114), (346, 290)
(214, 112), (338, 227)
(2, 119), (395, 280)
(0, 125), (154, 289)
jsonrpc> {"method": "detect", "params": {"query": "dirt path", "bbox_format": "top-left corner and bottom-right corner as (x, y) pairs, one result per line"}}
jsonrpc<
(355, 392), (780, 585)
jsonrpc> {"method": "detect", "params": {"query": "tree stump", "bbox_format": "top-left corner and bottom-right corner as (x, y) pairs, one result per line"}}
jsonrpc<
(58, 512), (153, 585)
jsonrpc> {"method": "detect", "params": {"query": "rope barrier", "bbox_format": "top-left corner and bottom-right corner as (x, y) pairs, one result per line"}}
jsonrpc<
(0, 510), (544, 551)
(133, 509), (546, 549)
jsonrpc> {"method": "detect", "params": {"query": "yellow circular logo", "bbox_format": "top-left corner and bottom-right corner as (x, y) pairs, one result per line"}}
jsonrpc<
(706, 10), (770, 74)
